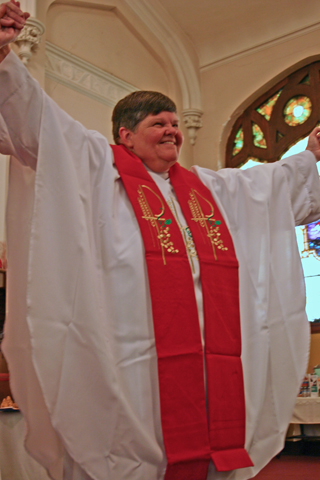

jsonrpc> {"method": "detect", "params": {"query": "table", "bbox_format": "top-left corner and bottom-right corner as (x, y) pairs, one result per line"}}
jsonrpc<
(288, 396), (320, 439)
(291, 396), (320, 424)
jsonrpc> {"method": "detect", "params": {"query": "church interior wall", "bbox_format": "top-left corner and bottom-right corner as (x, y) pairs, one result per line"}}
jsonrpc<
(45, 77), (115, 140)
(196, 27), (320, 171)
(47, 4), (170, 93)
(0, 0), (319, 372)
(45, 3), (171, 142)
(38, 2), (320, 174)
(43, 1), (194, 167)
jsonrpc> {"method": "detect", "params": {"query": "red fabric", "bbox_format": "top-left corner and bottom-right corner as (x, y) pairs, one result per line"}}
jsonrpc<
(112, 145), (253, 476)
(211, 449), (254, 472)
(169, 164), (252, 467)
(165, 460), (210, 480)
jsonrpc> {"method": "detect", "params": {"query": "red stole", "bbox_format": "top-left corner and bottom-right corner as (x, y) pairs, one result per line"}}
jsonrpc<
(112, 145), (253, 479)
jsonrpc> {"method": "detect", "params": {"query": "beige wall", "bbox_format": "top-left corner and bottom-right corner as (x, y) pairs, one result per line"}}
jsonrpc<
(45, 4), (169, 143)
(45, 78), (115, 140)
(39, 2), (320, 173)
(47, 5), (170, 93)
(308, 333), (320, 373)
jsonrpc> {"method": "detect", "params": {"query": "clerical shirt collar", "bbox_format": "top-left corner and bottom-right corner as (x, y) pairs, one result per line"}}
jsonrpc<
(144, 163), (170, 180)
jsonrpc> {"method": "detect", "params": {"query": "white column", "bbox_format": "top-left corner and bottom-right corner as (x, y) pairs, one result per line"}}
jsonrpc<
(14, 17), (45, 65)
(13, 0), (45, 67)
(182, 110), (203, 146)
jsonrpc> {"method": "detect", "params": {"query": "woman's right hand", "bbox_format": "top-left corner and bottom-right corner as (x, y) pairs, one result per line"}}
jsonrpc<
(0, 1), (29, 49)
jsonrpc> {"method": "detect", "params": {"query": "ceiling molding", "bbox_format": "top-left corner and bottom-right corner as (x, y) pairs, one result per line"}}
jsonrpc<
(45, 42), (138, 107)
(201, 20), (320, 72)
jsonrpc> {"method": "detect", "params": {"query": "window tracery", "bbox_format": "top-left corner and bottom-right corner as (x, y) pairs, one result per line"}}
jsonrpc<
(226, 61), (320, 170)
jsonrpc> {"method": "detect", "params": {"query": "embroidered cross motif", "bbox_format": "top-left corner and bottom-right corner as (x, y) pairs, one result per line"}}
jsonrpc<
(137, 185), (179, 265)
(188, 188), (228, 260)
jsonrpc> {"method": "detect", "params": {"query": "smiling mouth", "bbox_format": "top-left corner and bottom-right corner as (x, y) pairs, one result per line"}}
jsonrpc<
(161, 141), (176, 145)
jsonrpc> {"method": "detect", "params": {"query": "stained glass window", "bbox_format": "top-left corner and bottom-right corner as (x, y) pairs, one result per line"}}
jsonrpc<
(304, 222), (320, 258)
(226, 60), (320, 170)
(232, 127), (244, 156)
(256, 89), (282, 121)
(296, 219), (320, 323)
(283, 96), (312, 126)
(252, 123), (267, 148)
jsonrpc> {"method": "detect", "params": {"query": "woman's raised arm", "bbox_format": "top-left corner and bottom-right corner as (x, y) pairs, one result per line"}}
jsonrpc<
(0, 1), (29, 61)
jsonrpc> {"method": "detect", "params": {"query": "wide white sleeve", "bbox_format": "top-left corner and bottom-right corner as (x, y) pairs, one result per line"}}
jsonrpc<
(0, 50), (42, 169)
(1, 50), (121, 480)
(279, 151), (320, 225)
(192, 150), (320, 229)
(0, 50), (99, 173)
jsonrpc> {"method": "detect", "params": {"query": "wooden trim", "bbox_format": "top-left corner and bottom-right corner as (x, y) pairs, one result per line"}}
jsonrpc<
(0, 270), (6, 289)
(226, 61), (320, 167)
(311, 323), (320, 334)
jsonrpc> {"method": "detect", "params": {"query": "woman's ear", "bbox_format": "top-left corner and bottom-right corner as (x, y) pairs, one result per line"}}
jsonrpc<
(118, 127), (134, 149)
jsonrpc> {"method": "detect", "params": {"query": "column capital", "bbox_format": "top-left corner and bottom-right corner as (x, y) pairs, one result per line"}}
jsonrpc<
(14, 17), (46, 65)
(182, 109), (203, 146)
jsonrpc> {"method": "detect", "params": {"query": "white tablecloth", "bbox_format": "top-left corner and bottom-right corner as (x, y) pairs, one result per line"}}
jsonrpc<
(289, 396), (320, 438)
(291, 397), (320, 424)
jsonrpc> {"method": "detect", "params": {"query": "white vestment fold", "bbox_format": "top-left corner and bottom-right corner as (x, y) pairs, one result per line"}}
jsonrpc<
(0, 51), (320, 480)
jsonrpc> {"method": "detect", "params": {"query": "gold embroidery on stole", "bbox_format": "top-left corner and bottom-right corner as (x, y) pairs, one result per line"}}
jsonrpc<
(137, 185), (179, 265)
(188, 189), (228, 260)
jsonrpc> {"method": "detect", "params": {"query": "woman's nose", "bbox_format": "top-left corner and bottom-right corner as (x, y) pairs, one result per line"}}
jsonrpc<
(165, 125), (178, 135)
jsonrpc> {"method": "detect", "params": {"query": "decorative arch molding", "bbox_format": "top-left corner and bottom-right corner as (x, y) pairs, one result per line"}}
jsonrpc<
(45, 42), (138, 107)
(123, 0), (203, 144)
(225, 59), (320, 168)
(42, 0), (203, 145)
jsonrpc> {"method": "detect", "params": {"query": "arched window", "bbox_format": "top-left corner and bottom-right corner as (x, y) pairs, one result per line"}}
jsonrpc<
(226, 60), (320, 168)
(226, 61), (320, 333)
